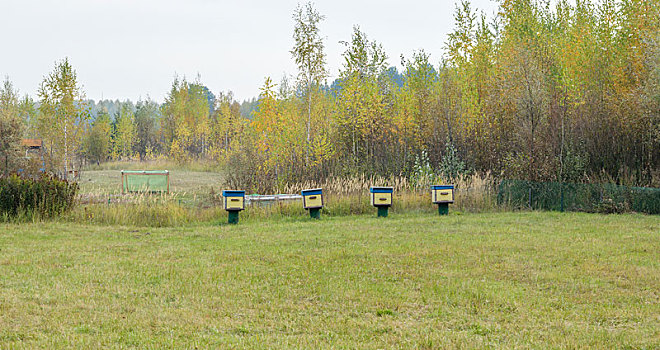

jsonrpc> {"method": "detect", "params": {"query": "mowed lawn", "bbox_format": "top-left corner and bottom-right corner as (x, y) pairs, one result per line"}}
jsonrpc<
(0, 212), (658, 348)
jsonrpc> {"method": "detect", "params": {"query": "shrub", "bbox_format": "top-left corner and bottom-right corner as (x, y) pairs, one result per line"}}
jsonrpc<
(0, 174), (78, 221)
(497, 179), (660, 214)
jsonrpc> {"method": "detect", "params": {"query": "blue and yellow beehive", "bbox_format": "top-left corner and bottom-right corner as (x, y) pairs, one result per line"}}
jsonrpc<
(431, 185), (454, 215)
(370, 186), (393, 207)
(431, 185), (454, 204)
(301, 188), (323, 209)
(223, 190), (245, 211)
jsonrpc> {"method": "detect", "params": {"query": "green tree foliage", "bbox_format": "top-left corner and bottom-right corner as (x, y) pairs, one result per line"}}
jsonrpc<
(335, 26), (389, 173)
(84, 109), (112, 165)
(209, 91), (242, 160)
(0, 78), (23, 174)
(161, 77), (211, 161)
(224, 0), (659, 190)
(399, 51), (441, 160)
(112, 103), (136, 160)
(13, 0), (659, 190)
(133, 99), (161, 159)
(19, 96), (38, 139)
(37, 58), (89, 177)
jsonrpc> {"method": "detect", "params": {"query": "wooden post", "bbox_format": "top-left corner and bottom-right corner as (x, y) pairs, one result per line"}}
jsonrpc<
(167, 171), (170, 193)
(228, 211), (239, 224)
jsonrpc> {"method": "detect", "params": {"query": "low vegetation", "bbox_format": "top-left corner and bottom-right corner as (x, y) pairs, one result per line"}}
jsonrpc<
(0, 212), (657, 348)
(0, 175), (78, 221)
(66, 168), (499, 227)
(63, 166), (656, 226)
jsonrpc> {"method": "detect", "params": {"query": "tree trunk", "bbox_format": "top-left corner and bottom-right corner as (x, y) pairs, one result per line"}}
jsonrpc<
(64, 121), (68, 180)
(306, 87), (311, 163)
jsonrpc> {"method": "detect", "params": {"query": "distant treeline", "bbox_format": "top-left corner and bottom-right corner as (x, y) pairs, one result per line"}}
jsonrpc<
(0, 0), (658, 192)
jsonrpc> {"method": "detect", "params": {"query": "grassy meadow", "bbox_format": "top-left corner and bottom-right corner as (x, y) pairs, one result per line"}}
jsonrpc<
(67, 163), (497, 227)
(78, 167), (224, 198)
(0, 212), (658, 348)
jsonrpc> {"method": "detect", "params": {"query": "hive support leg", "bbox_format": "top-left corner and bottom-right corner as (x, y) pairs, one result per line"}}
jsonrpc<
(437, 203), (449, 215)
(228, 211), (240, 224)
(377, 206), (389, 218)
(309, 208), (321, 219)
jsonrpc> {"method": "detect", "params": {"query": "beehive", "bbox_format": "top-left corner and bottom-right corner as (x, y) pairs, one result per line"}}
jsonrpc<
(223, 190), (245, 211)
(370, 186), (393, 207)
(301, 188), (323, 209)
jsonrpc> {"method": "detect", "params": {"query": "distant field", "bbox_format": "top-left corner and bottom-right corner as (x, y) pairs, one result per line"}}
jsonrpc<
(0, 212), (658, 348)
(78, 169), (225, 198)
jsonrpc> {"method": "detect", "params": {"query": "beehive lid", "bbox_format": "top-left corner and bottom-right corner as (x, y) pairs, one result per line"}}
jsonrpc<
(301, 188), (322, 196)
(223, 190), (245, 197)
(370, 186), (393, 193)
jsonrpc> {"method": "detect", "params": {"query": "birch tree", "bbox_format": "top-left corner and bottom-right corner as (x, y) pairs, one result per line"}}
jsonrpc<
(38, 58), (89, 177)
(291, 2), (327, 158)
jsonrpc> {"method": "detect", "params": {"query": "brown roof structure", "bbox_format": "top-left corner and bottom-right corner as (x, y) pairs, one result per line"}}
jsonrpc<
(21, 139), (42, 148)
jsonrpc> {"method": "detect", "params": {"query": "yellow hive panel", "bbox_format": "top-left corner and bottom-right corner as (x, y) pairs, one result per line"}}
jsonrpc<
(433, 189), (454, 203)
(372, 193), (392, 206)
(304, 194), (323, 208)
(225, 197), (244, 210)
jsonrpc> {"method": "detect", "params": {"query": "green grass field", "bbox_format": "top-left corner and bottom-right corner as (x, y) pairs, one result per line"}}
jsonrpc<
(1, 212), (658, 348)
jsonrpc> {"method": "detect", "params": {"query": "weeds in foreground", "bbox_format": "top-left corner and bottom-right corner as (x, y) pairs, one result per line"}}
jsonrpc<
(0, 175), (79, 222)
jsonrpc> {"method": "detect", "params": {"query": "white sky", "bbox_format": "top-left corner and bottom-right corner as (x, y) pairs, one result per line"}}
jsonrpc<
(0, 0), (501, 102)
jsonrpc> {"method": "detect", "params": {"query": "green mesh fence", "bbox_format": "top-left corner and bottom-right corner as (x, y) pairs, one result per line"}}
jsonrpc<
(497, 180), (660, 214)
(121, 171), (169, 193)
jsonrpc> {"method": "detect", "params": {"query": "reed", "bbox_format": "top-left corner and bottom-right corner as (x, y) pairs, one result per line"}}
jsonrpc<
(281, 172), (500, 213)
(67, 190), (224, 227)
(67, 172), (499, 227)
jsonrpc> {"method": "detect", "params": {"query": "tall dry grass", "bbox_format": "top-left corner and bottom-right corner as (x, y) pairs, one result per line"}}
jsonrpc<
(67, 172), (500, 227)
(282, 172), (499, 213)
(68, 190), (227, 227)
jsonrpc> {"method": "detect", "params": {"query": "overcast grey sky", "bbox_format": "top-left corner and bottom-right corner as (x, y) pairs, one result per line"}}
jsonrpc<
(0, 0), (500, 102)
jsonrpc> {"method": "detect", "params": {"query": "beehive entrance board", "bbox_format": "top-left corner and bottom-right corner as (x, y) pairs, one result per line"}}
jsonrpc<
(432, 185), (454, 203)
